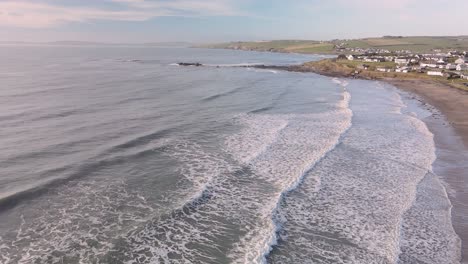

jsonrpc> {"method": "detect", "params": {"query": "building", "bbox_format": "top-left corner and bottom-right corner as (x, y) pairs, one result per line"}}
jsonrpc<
(364, 57), (386, 63)
(457, 64), (468, 71)
(396, 67), (410, 73)
(395, 57), (409, 64)
(347, 55), (355, 61)
(446, 64), (457, 70)
(437, 60), (447, 68)
(376, 67), (392, 72)
(420, 61), (438, 68)
(427, 71), (444, 76)
(455, 57), (468, 64)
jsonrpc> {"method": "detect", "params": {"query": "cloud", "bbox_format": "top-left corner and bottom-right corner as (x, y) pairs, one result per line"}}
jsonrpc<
(0, 0), (245, 28)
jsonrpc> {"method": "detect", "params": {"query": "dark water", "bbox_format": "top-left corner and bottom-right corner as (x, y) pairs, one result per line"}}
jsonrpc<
(0, 46), (461, 263)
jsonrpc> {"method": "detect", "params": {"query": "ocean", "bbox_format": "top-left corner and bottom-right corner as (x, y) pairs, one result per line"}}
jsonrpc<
(0, 46), (461, 263)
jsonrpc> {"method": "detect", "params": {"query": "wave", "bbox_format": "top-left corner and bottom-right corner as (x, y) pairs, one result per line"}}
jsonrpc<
(104, 93), (353, 263)
(225, 90), (353, 263)
(259, 91), (353, 263)
(201, 86), (245, 102)
(332, 77), (349, 87)
(264, 83), (459, 263)
(248, 106), (274, 114)
(0, 131), (174, 212)
(204, 63), (265, 67)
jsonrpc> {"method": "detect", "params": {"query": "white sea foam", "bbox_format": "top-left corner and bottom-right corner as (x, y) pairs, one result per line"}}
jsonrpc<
(266, 81), (460, 263)
(111, 89), (353, 264)
(226, 90), (353, 263)
(332, 77), (349, 87)
(0, 180), (156, 264)
(205, 63), (264, 67)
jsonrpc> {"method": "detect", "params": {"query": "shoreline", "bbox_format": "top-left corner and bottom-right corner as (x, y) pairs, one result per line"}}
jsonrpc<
(178, 59), (468, 260)
(255, 63), (468, 262)
(389, 80), (468, 263)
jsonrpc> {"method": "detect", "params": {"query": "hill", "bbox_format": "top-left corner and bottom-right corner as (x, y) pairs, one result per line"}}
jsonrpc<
(198, 36), (468, 54)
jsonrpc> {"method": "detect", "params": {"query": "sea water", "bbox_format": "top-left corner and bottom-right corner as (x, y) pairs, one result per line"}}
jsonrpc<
(0, 45), (460, 263)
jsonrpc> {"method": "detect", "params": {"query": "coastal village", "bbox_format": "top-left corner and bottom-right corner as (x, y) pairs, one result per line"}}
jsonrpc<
(339, 48), (468, 84)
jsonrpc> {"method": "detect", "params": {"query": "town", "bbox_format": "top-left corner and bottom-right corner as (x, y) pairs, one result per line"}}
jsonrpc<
(339, 48), (468, 83)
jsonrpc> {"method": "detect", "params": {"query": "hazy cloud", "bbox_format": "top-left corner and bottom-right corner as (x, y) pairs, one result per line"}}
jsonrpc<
(0, 0), (245, 28)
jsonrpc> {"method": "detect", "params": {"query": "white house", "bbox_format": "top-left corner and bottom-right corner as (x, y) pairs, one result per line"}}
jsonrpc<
(427, 71), (444, 76)
(395, 58), (409, 64)
(456, 64), (468, 71)
(446, 64), (457, 70)
(396, 67), (410, 73)
(455, 58), (468, 64)
(376, 67), (392, 72)
(347, 55), (355, 61)
(420, 61), (438, 68)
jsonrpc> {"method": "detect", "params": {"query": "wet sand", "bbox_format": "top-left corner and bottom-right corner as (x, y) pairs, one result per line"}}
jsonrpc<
(388, 79), (468, 263)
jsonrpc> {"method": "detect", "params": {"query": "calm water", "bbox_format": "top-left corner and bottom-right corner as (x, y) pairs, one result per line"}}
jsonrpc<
(0, 46), (461, 263)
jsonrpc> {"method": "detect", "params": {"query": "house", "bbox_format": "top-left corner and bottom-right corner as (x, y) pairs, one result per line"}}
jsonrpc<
(427, 71), (444, 76)
(395, 57), (409, 64)
(376, 67), (392, 72)
(373, 57), (386, 62)
(461, 73), (468, 80)
(420, 61), (438, 68)
(425, 55), (447, 62)
(347, 55), (355, 61)
(455, 57), (468, 64)
(446, 64), (457, 70)
(437, 61), (447, 68)
(364, 57), (385, 63)
(456, 64), (468, 71)
(396, 67), (410, 73)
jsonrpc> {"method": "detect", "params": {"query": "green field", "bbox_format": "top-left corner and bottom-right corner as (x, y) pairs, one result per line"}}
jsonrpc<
(198, 40), (336, 54)
(336, 60), (397, 70)
(338, 36), (468, 53)
(199, 36), (468, 54)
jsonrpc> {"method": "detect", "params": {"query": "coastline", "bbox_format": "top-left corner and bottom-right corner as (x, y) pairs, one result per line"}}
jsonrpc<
(389, 79), (468, 263)
(178, 55), (468, 260)
(255, 62), (468, 262)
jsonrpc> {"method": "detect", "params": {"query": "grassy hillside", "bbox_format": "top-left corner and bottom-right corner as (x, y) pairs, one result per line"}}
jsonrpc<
(198, 36), (468, 54)
(198, 40), (335, 54)
(340, 36), (468, 53)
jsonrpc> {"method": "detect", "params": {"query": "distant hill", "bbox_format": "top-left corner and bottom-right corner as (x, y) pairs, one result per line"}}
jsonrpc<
(338, 36), (468, 53)
(198, 36), (468, 54)
(196, 40), (335, 54)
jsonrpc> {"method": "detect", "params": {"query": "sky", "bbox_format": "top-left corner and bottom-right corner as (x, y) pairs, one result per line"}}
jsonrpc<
(1, 0), (467, 43)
